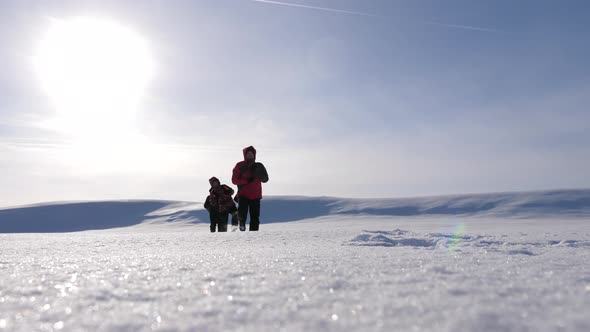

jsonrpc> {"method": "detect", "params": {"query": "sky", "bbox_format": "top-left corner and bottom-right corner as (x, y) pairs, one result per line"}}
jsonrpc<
(1, 0), (589, 207)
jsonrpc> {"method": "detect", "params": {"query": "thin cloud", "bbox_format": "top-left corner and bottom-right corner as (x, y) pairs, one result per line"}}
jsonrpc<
(0, 140), (70, 150)
(251, 0), (501, 33)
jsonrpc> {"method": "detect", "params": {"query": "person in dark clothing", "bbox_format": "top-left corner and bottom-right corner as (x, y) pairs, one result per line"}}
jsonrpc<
(231, 146), (269, 231)
(204, 177), (238, 232)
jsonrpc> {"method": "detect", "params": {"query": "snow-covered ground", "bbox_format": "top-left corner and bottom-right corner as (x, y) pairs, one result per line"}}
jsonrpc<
(1, 190), (590, 331)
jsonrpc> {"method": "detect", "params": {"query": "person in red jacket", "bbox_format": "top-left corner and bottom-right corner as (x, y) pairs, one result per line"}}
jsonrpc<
(204, 177), (238, 232)
(232, 146), (269, 231)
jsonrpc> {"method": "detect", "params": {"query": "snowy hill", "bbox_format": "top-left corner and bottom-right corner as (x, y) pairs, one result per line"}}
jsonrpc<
(1, 189), (590, 233)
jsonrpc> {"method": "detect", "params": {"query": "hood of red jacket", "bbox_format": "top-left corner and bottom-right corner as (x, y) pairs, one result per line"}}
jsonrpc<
(242, 146), (256, 161)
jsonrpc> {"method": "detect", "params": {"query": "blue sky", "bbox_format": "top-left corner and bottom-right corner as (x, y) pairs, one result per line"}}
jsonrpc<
(1, 0), (589, 206)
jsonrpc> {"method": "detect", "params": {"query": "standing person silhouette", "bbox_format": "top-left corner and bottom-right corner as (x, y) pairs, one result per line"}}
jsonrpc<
(204, 177), (238, 232)
(231, 146), (269, 231)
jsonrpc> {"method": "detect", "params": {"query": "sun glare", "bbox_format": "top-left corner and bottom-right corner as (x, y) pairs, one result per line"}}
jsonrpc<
(34, 17), (154, 136)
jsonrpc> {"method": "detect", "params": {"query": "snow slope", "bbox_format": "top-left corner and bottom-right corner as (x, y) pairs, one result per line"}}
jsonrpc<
(1, 189), (590, 232)
(0, 189), (589, 331)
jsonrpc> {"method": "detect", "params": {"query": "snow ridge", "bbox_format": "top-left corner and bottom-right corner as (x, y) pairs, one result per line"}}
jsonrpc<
(1, 189), (590, 233)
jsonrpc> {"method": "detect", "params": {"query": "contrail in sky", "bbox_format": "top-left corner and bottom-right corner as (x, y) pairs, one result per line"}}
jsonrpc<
(251, 0), (501, 33)
(422, 21), (501, 33)
(251, 0), (379, 18)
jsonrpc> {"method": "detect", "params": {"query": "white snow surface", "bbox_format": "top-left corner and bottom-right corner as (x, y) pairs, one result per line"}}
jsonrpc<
(1, 190), (590, 331)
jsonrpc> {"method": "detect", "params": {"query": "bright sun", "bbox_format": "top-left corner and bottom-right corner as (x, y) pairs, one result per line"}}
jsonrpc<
(35, 17), (154, 136)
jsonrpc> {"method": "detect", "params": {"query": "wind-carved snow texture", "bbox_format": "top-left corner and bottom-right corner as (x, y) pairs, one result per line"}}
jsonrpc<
(347, 229), (590, 256)
(348, 230), (445, 248)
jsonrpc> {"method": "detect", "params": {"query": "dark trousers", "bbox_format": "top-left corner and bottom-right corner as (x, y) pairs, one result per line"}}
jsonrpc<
(238, 197), (261, 231)
(228, 205), (238, 226)
(209, 210), (228, 232)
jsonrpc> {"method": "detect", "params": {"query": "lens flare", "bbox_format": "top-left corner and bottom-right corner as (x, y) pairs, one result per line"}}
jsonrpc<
(447, 223), (465, 251)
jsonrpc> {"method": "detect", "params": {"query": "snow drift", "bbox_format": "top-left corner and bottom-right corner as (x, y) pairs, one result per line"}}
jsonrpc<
(1, 189), (589, 233)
